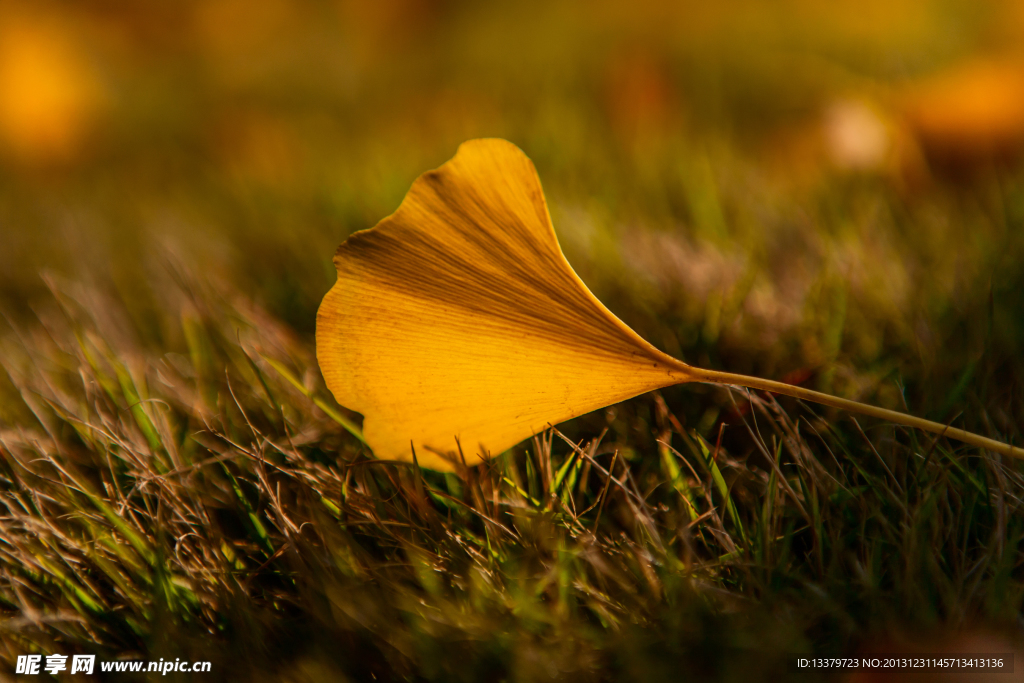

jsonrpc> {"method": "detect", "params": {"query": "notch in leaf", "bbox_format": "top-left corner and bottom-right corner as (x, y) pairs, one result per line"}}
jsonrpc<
(316, 138), (1020, 471)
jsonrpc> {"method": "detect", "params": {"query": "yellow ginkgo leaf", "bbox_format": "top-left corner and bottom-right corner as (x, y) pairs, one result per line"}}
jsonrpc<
(317, 139), (695, 470)
(317, 138), (1021, 471)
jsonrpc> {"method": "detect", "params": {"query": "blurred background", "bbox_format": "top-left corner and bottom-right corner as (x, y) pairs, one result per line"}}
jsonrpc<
(2, 0), (1024, 430)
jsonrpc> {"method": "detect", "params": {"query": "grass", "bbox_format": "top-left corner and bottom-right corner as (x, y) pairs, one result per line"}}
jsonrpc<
(0, 265), (1021, 681)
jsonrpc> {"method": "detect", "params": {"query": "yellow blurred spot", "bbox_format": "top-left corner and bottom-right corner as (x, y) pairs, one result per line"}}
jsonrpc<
(824, 100), (890, 171)
(902, 58), (1024, 161)
(0, 13), (103, 164)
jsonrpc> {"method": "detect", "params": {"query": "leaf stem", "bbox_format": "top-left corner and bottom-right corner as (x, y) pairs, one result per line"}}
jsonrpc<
(686, 366), (1022, 461)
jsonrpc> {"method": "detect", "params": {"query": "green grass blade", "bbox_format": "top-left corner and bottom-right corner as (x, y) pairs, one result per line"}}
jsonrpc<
(262, 356), (365, 443)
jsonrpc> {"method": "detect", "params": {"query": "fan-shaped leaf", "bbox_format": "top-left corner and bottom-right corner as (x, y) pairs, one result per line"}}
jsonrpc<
(317, 139), (695, 470)
(317, 139), (1021, 470)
